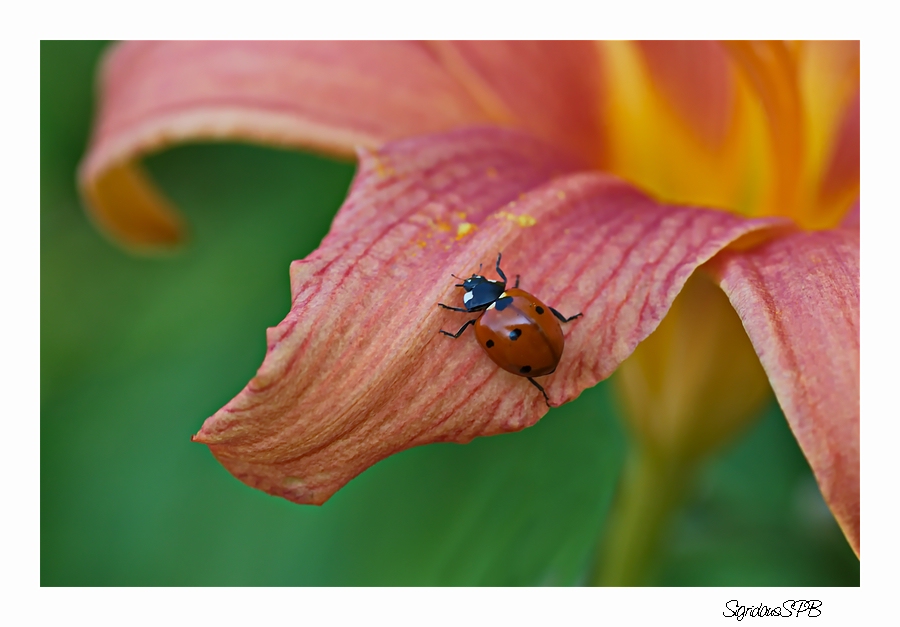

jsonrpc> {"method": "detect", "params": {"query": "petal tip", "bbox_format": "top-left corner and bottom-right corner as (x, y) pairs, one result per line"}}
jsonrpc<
(79, 161), (188, 253)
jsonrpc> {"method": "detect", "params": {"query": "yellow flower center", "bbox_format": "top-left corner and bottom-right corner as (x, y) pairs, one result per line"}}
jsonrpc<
(598, 41), (859, 231)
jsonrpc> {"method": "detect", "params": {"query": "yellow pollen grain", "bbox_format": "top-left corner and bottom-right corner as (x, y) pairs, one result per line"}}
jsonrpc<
(454, 211), (467, 220)
(417, 240), (427, 248)
(495, 210), (537, 228)
(455, 222), (477, 240)
(486, 167), (498, 178)
(371, 153), (395, 179)
(427, 217), (453, 233)
(556, 191), (567, 200)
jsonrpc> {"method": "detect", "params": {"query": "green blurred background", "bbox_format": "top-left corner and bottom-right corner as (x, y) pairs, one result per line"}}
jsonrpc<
(41, 41), (859, 586)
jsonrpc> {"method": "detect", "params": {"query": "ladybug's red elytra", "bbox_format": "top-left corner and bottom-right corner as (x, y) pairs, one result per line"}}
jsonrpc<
(438, 252), (582, 406)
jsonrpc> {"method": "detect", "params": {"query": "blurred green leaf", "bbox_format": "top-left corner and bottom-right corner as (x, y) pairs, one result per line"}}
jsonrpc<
(41, 41), (858, 587)
(657, 401), (860, 586)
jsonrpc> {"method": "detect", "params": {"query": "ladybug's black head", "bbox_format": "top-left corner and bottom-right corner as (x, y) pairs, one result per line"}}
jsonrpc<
(458, 273), (506, 312)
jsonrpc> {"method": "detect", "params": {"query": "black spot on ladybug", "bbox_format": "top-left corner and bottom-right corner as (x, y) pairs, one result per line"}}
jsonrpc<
(486, 339), (495, 348)
(509, 328), (522, 341)
(520, 365), (532, 373)
(535, 306), (544, 315)
(495, 296), (514, 311)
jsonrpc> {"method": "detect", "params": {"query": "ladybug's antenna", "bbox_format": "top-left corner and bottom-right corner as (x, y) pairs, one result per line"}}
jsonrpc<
(494, 252), (507, 284)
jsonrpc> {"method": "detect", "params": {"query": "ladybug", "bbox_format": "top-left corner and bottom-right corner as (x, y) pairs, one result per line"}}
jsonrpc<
(438, 252), (582, 406)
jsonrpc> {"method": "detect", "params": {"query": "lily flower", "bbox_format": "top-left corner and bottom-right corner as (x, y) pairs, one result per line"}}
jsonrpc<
(79, 41), (860, 566)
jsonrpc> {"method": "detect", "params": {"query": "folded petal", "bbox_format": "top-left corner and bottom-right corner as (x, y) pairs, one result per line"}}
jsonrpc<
(192, 127), (785, 506)
(80, 41), (606, 249)
(83, 41), (489, 171)
(80, 41), (489, 248)
(708, 222), (860, 555)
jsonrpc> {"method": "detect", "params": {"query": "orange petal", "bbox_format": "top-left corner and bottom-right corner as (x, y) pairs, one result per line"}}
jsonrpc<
(816, 89), (860, 227)
(797, 41), (859, 227)
(81, 161), (185, 250)
(708, 220), (860, 555)
(600, 41), (768, 215)
(192, 127), (786, 505)
(724, 40), (858, 228)
(722, 41), (806, 219)
(636, 41), (735, 152)
(80, 41), (607, 250)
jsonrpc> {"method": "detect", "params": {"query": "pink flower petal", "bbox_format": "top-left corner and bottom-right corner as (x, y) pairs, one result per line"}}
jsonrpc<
(708, 222), (860, 555)
(192, 127), (785, 506)
(79, 41), (606, 249)
(83, 41), (490, 176)
(80, 41), (490, 247)
(428, 41), (606, 165)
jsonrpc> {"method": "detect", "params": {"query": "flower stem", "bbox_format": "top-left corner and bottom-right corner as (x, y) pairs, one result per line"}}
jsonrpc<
(591, 445), (693, 586)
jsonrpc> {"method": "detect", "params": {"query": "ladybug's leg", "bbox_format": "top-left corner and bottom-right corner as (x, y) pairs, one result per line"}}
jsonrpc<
(440, 319), (479, 338)
(494, 252), (508, 284)
(438, 303), (469, 313)
(514, 275), (520, 289)
(550, 307), (583, 323)
(527, 377), (551, 407)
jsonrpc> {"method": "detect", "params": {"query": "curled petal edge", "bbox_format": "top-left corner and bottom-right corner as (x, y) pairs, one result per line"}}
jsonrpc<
(78, 41), (606, 250)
